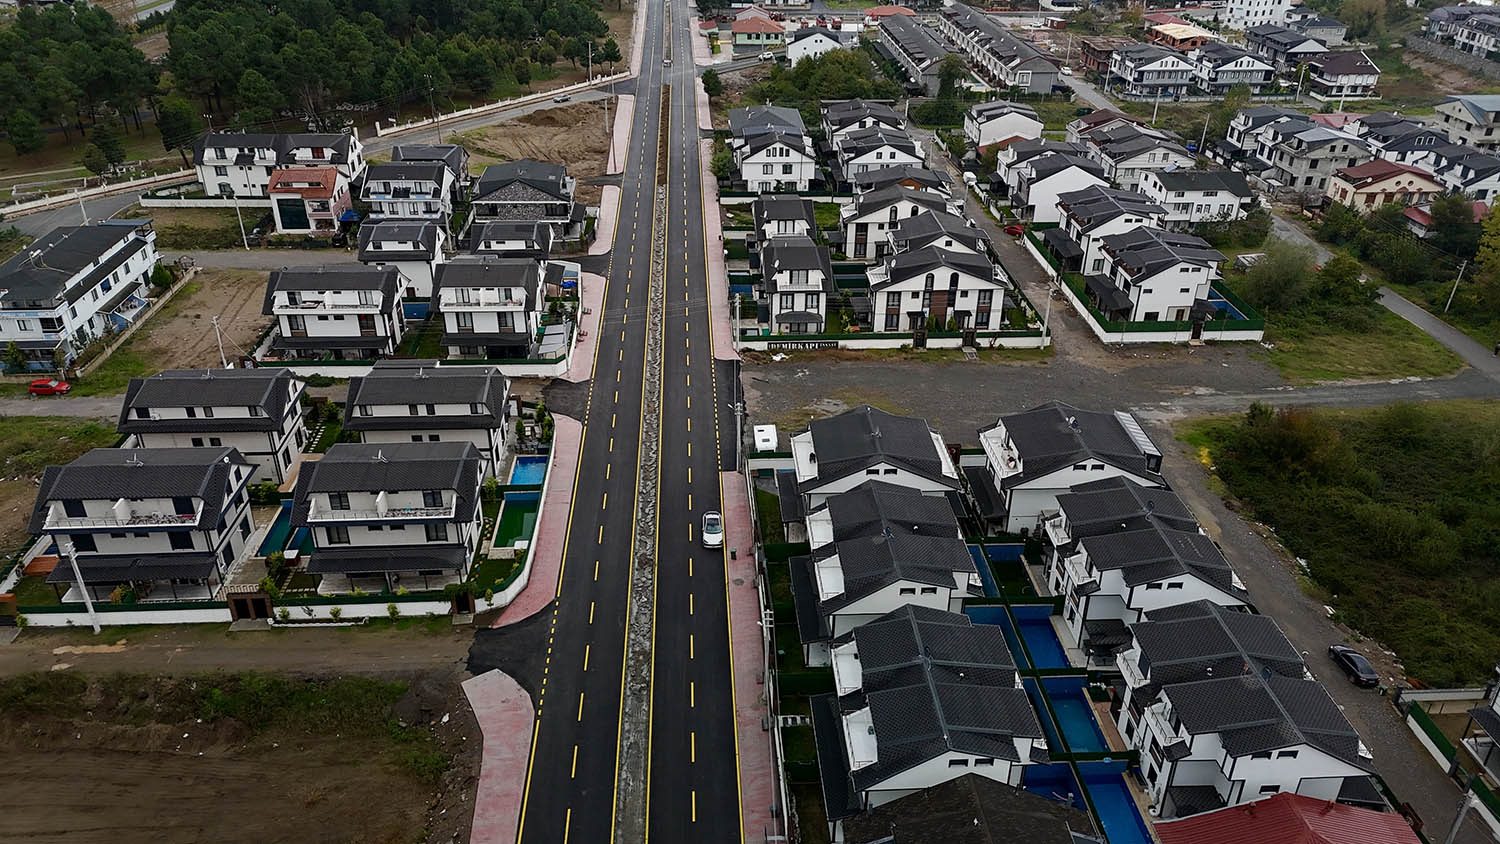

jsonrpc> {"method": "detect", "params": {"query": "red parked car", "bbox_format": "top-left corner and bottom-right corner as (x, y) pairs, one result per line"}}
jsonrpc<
(29, 378), (71, 396)
(1004, 223), (1026, 236)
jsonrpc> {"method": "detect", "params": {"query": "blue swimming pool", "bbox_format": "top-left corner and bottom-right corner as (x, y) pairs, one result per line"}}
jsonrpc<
(1014, 604), (1071, 669)
(509, 455), (548, 486)
(1044, 677), (1108, 754)
(257, 500), (295, 557)
(1022, 764), (1087, 811)
(1079, 761), (1154, 844)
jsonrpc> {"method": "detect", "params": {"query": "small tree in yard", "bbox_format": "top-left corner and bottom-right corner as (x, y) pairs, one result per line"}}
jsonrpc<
(600, 37), (622, 72)
(4, 341), (25, 373)
(92, 123), (125, 167)
(387, 602), (401, 619)
(702, 68), (723, 98)
(710, 141), (735, 183)
(79, 144), (110, 176)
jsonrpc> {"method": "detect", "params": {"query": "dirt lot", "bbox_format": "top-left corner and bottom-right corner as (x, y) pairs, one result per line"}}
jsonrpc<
(0, 417), (119, 549)
(452, 102), (612, 206)
(0, 666), (479, 844)
(145, 269), (271, 366)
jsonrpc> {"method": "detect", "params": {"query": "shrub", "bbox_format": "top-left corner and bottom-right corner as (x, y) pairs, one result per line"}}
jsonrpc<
(265, 552), (287, 582)
(259, 576), (282, 600)
(250, 481), (281, 504)
(276, 607), (291, 622)
(387, 602), (400, 619)
(330, 606), (343, 621)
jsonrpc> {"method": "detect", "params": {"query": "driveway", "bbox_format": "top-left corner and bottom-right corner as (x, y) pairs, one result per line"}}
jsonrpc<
(1065, 75), (1115, 111)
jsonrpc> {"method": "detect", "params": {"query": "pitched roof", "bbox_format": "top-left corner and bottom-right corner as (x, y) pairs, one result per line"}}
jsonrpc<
(838, 125), (920, 158)
(969, 100), (1040, 123)
(29, 447), (251, 533)
(1070, 109), (1142, 131)
(879, 13), (946, 71)
(752, 194), (816, 229)
(118, 369), (299, 434)
(357, 219), (442, 262)
(729, 105), (806, 138)
(1442, 94), (1500, 123)
(843, 773), (1100, 844)
(818, 480), (960, 544)
(879, 245), (997, 289)
(1155, 792), (1421, 844)
(470, 221), (555, 258)
(363, 160), (447, 186)
(473, 159), (570, 201)
(390, 143), (468, 176)
(344, 361), (509, 431)
(1028, 153), (1106, 182)
(1334, 159), (1439, 189)
(192, 131), (357, 166)
(864, 4), (915, 17)
(852, 185), (950, 218)
(1057, 186), (1165, 232)
(1196, 42), (1269, 69)
(262, 265), (400, 314)
(1100, 227), (1224, 278)
(1163, 671), (1373, 769)
(834, 606), (1042, 793)
(1312, 50), (1379, 77)
(0, 221), (150, 305)
(762, 235), (834, 292)
(984, 401), (1162, 488)
(267, 166), (340, 198)
(1056, 476), (1196, 536)
(791, 26), (838, 44)
(733, 15), (783, 34)
(823, 99), (904, 131)
(1148, 169), (1254, 197)
(434, 255), (540, 309)
(890, 210), (988, 253)
(1079, 519), (1243, 593)
(806, 405), (956, 489)
(852, 164), (951, 194)
(290, 441), (482, 524)
(1129, 599), (1305, 690)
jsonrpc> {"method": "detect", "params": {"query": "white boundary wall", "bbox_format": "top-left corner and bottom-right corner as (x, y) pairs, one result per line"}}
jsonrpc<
(375, 72), (630, 138)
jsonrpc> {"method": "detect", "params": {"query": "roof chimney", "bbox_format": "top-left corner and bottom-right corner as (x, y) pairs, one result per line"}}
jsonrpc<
(373, 450), (388, 463)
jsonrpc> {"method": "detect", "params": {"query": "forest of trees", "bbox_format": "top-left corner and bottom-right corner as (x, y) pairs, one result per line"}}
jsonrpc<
(1, 0), (623, 158)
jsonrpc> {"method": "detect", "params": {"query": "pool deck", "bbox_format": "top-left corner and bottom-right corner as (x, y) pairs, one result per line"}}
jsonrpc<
(492, 412), (582, 627)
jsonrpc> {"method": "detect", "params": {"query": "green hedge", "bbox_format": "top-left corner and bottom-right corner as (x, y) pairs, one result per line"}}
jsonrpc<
(765, 541), (811, 562)
(779, 669), (835, 695)
(21, 600), (230, 613)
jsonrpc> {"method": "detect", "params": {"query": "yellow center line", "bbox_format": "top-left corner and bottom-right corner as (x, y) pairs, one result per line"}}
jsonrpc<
(571, 745), (579, 778)
(609, 437), (614, 452)
(688, 493), (692, 510)
(589, 601), (595, 624)
(686, 395), (691, 409)
(614, 390), (618, 403)
(602, 493), (608, 510)
(691, 731), (696, 763)
(611, 412), (617, 427)
(690, 593), (695, 615)
(690, 681), (695, 707)
(584, 644), (591, 670)
(688, 466), (692, 483)
(689, 558), (693, 577)
(606, 464), (611, 480)
(687, 418), (692, 432)
(577, 692), (585, 722)
(687, 443), (692, 457)
(691, 791), (697, 823)
(564, 807), (572, 842)
(594, 560), (600, 581)
(689, 634), (695, 659)
(598, 525), (604, 543)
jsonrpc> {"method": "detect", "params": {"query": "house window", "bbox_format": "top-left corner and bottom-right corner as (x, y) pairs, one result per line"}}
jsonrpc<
(763, 164), (774, 175)
(169, 532), (194, 550)
(209, 438), (222, 447)
(1276, 750), (1298, 759)
(1259, 785), (1281, 795)
(326, 525), (350, 544)
(425, 523), (449, 542)
(782, 164), (793, 175)
(973, 758), (994, 767)
(948, 759), (969, 768)
(866, 468), (879, 475)
(899, 587), (916, 595)
(780, 293), (794, 310)
(70, 533), (96, 553)
(1166, 582), (1184, 589)
(1145, 583), (1163, 590)
(191, 437), (205, 447)
(920, 587), (938, 595)
(329, 492), (350, 511)
(408, 404), (419, 416)
(882, 468), (897, 475)
(422, 490), (443, 508)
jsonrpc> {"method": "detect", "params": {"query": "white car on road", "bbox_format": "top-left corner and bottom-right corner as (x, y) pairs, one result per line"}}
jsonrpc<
(701, 511), (724, 549)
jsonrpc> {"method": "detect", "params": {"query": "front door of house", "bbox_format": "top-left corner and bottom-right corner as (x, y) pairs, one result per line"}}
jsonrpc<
(358, 314), (377, 336)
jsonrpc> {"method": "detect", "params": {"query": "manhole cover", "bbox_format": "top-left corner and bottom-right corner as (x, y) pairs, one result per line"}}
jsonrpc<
(733, 578), (745, 586)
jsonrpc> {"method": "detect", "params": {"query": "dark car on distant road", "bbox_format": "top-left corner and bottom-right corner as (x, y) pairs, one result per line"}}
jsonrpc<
(1329, 645), (1380, 688)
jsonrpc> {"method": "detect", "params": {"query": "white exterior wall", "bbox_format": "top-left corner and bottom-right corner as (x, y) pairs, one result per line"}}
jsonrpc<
(870, 267), (1005, 332)
(197, 147), (277, 199)
(1107, 148), (1198, 192)
(740, 142), (817, 191)
(826, 580), (965, 637)
(825, 117), (905, 147)
(1140, 174), (1251, 229)
(788, 33), (843, 64)
(965, 112), (1045, 150)
(767, 269), (830, 333)
(273, 286), (406, 357)
(861, 752), (1024, 808)
(359, 428), (505, 478)
(1025, 168), (1110, 224)
(1226, 0), (1292, 30)
(843, 199), (947, 260)
(363, 171), (454, 221)
(843, 146), (925, 177)
(1068, 214), (1163, 276)
(0, 229), (160, 362)
(133, 428), (305, 484)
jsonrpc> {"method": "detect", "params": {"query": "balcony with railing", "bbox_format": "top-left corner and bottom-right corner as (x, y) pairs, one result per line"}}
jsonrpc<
(47, 498), (202, 530)
(439, 290), (526, 310)
(275, 295), (383, 313)
(980, 425), (1022, 481)
(308, 500), (456, 522)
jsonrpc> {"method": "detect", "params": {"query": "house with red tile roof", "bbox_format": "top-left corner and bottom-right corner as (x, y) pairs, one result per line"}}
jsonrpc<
(732, 14), (784, 50)
(267, 166), (351, 234)
(1325, 159), (1443, 212)
(1155, 792), (1422, 844)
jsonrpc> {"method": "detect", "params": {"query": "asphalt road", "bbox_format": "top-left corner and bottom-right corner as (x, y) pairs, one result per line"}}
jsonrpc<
(500, 0), (742, 841)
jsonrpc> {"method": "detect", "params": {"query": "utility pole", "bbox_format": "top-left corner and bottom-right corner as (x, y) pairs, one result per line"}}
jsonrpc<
(78, 191), (89, 225)
(588, 39), (593, 83)
(1199, 112), (1209, 155)
(1443, 791), (1479, 844)
(60, 536), (100, 634)
(1445, 259), (1468, 313)
(222, 187), (249, 250)
(1152, 88), (1162, 125)
(425, 75), (443, 143)
(212, 315), (229, 368)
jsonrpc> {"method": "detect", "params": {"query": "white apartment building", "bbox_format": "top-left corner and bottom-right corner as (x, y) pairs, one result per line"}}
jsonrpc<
(0, 219), (158, 368)
(813, 605), (1046, 842)
(867, 247), (1008, 332)
(762, 235), (835, 335)
(117, 369), (308, 484)
(841, 186), (955, 260)
(193, 131), (366, 200)
(1116, 601), (1375, 818)
(1138, 170), (1256, 230)
(343, 360), (511, 479)
(1089, 227), (1225, 323)
(359, 161), (455, 223)
(357, 219), (448, 318)
(262, 265), (405, 360)
(433, 256), (545, 360)
(1051, 186), (1167, 277)
(30, 447), (257, 602)
(1225, 0), (1294, 31)
(291, 441), (484, 594)
(969, 400), (1165, 534)
(790, 405), (960, 511)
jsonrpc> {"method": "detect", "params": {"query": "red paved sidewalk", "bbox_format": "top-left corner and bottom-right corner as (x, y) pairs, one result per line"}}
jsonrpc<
(698, 136), (739, 363)
(721, 471), (777, 842)
(493, 413), (581, 627)
(565, 273), (605, 383)
(463, 669), (535, 844)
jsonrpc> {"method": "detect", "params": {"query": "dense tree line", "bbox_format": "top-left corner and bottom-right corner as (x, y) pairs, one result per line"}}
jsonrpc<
(0, 5), (158, 155)
(746, 48), (904, 134)
(1202, 401), (1500, 687)
(166, 0), (615, 132)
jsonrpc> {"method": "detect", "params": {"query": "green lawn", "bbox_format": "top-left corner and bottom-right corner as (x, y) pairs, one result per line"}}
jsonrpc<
(791, 784), (831, 844)
(723, 206), (753, 228)
(0, 416), (118, 475)
(13, 575), (60, 607)
(312, 418), (344, 453)
(400, 319), (445, 358)
(755, 487), (785, 545)
(471, 555), (520, 593)
(1030, 96), (1086, 132)
(813, 202), (842, 231)
(1254, 308), (1464, 384)
(1178, 400), (1500, 687)
(0, 228), (32, 262)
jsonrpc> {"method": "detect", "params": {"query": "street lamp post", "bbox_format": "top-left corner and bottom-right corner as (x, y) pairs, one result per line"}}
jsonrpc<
(221, 187), (249, 250)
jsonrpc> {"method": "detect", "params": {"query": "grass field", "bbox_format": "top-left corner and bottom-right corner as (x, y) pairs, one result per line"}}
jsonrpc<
(1178, 400), (1500, 687)
(1254, 308), (1464, 384)
(0, 416), (120, 548)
